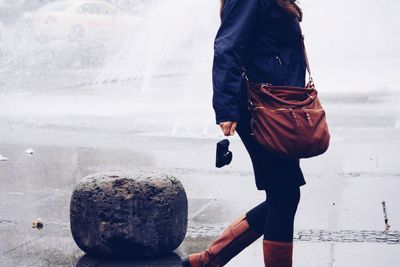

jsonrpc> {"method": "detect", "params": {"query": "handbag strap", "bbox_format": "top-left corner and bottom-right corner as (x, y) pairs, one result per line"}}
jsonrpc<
(297, 20), (313, 83)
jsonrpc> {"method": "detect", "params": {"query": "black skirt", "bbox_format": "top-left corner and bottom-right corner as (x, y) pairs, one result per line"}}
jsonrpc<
(236, 103), (306, 190)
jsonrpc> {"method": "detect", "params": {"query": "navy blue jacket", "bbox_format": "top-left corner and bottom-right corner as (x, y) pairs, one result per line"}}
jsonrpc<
(212, 0), (307, 124)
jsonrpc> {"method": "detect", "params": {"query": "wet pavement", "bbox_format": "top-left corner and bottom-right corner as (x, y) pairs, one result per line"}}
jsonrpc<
(1, 84), (400, 266)
(0, 133), (399, 266)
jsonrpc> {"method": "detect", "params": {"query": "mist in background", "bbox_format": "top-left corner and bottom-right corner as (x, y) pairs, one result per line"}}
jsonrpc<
(0, 0), (399, 135)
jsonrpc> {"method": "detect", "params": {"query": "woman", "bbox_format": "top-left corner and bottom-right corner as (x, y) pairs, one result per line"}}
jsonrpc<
(183, 0), (307, 266)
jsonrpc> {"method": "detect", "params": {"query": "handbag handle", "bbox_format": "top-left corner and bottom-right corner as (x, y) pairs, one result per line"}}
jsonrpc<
(259, 85), (317, 107)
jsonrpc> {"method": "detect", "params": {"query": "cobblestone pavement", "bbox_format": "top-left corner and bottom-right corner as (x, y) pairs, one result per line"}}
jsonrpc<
(187, 223), (400, 244)
(3, 218), (398, 245)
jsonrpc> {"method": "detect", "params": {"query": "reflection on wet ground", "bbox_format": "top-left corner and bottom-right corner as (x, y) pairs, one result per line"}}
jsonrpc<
(76, 253), (182, 267)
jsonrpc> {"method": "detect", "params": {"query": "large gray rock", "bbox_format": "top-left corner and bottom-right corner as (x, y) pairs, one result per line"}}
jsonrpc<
(70, 172), (188, 258)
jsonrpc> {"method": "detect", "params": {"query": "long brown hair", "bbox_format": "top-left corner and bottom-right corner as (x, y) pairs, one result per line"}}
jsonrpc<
(220, 0), (303, 22)
(276, 0), (303, 21)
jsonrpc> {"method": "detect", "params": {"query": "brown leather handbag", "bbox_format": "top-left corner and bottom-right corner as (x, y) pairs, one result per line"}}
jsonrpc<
(245, 30), (330, 159)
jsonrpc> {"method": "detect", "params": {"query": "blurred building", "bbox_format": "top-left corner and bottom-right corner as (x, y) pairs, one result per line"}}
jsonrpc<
(0, 0), (155, 24)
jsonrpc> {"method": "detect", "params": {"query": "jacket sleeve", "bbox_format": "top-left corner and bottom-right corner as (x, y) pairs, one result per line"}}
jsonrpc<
(212, 0), (259, 125)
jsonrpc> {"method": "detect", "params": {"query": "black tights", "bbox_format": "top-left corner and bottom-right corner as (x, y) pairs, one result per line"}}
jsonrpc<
(245, 186), (300, 242)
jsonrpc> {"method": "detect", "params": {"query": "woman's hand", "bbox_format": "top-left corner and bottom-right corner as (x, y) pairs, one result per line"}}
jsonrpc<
(219, 121), (238, 136)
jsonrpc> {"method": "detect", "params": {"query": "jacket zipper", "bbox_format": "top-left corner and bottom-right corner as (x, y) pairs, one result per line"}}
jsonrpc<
(276, 56), (282, 65)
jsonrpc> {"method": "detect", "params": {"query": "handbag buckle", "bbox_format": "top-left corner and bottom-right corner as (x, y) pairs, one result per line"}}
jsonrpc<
(260, 83), (272, 93)
(260, 83), (272, 88)
(248, 100), (254, 111)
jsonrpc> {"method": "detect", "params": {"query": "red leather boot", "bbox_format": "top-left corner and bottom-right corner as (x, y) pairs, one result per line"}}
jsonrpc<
(182, 215), (261, 267)
(263, 240), (293, 267)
